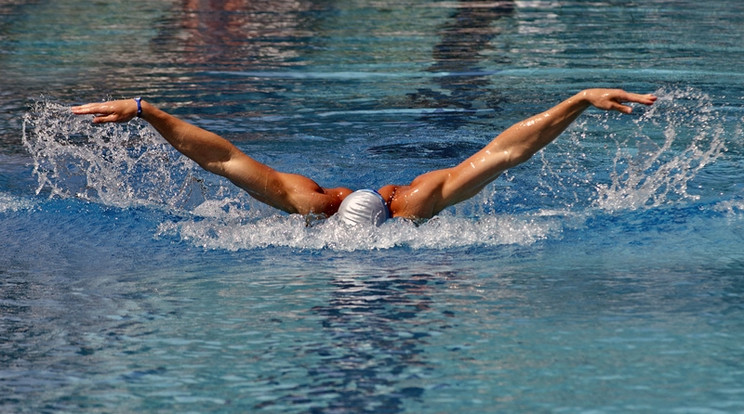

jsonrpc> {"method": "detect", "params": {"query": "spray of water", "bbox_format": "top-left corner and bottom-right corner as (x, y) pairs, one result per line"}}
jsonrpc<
(22, 100), (209, 210)
(594, 87), (727, 211)
(0, 193), (36, 213)
(20, 89), (730, 251)
(154, 210), (562, 252)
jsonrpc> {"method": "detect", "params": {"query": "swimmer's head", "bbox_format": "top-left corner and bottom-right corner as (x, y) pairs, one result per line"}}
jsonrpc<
(336, 189), (390, 226)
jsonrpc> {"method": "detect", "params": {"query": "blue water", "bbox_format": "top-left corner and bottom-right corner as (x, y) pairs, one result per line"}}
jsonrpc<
(2, 1), (744, 412)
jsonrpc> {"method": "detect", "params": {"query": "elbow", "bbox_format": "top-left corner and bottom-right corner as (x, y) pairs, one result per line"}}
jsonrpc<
(198, 148), (239, 177)
(198, 158), (232, 178)
(503, 146), (534, 169)
(196, 159), (222, 176)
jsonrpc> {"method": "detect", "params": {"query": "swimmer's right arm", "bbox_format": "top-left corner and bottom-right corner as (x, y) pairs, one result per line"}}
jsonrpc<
(72, 99), (256, 179)
(71, 99), (347, 215)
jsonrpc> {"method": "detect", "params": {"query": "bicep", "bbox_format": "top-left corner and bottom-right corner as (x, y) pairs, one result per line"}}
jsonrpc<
(398, 136), (521, 217)
(436, 149), (512, 210)
(394, 166), (487, 218)
(220, 153), (343, 215)
(218, 152), (285, 204)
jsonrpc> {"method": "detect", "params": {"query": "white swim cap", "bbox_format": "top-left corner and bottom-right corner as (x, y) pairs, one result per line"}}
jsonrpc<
(336, 189), (390, 226)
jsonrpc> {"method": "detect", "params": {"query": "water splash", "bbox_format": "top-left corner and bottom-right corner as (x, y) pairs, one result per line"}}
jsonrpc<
(155, 205), (562, 251)
(22, 99), (559, 251)
(594, 87), (727, 211)
(0, 192), (36, 213)
(22, 100), (210, 210)
(20, 90), (730, 251)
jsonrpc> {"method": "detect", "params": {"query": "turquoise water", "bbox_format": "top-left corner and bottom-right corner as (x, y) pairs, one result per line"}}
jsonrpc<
(2, 0), (744, 412)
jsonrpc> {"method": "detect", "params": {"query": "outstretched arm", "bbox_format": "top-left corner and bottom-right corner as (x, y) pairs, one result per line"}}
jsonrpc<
(71, 99), (349, 215)
(387, 89), (657, 219)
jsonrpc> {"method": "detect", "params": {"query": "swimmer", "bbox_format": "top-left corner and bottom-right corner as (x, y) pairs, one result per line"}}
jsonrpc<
(71, 89), (656, 225)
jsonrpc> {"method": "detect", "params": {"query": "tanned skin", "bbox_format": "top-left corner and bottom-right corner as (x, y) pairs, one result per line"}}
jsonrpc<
(72, 89), (656, 220)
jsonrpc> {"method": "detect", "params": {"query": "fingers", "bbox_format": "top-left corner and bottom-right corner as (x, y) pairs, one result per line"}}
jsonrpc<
(613, 103), (633, 114)
(588, 90), (655, 114)
(92, 114), (119, 124)
(637, 93), (658, 105)
(70, 103), (101, 115)
(622, 92), (657, 106)
(614, 92), (657, 114)
(71, 103), (113, 118)
(70, 100), (135, 123)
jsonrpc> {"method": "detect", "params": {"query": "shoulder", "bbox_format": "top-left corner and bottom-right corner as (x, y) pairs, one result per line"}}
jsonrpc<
(376, 184), (398, 205)
(379, 181), (441, 220)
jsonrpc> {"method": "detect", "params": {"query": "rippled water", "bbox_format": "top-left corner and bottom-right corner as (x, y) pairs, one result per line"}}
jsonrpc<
(2, 1), (744, 413)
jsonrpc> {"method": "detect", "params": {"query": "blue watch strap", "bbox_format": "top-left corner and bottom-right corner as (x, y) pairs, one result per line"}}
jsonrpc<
(134, 97), (142, 118)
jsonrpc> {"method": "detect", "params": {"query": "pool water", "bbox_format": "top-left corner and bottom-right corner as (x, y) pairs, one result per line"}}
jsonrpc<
(2, 1), (744, 412)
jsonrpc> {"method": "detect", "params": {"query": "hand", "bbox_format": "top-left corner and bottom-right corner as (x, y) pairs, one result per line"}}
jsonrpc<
(580, 89), (657, 114)
(71, 99), (138, 123)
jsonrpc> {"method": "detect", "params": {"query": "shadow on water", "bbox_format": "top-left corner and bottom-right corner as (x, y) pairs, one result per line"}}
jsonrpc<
(368, 140), (483, 160)
(259, 269), (453, 412)
(408, 0), (515, 128)
(157, 0), (317, 70)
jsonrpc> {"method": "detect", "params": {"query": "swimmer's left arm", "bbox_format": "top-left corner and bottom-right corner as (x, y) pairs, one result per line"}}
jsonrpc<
(419, 89), (656, 216)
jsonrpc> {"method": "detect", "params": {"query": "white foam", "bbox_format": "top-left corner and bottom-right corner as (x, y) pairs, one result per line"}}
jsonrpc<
(714, 199), (744, 216)
(155, 210), (563, 251)
(0, 192), (35, 213)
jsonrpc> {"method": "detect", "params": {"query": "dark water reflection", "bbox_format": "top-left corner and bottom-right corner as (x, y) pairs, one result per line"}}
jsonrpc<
(155, 0), (319, 70)
(1, 0), (521, 154)
(410, 0), (515, 128)
(279, 271), (448, 413)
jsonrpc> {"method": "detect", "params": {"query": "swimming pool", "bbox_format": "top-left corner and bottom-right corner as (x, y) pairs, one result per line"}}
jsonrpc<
(2, 0), (743, 412)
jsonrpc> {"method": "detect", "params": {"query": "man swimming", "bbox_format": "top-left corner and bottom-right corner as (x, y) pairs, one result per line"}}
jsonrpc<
(71, 89), (656, 225)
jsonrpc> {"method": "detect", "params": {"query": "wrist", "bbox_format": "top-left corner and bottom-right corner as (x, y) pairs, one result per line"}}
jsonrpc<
(572, 90), (594, 109)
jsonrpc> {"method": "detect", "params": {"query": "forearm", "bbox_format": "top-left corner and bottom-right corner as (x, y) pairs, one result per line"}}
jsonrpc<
(435, 89), (655, 213)
(71, 97), (342, 216)
(138, 101), (341, 215)
(489, 91), (590, 167)
(138, 100), (237, 173)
